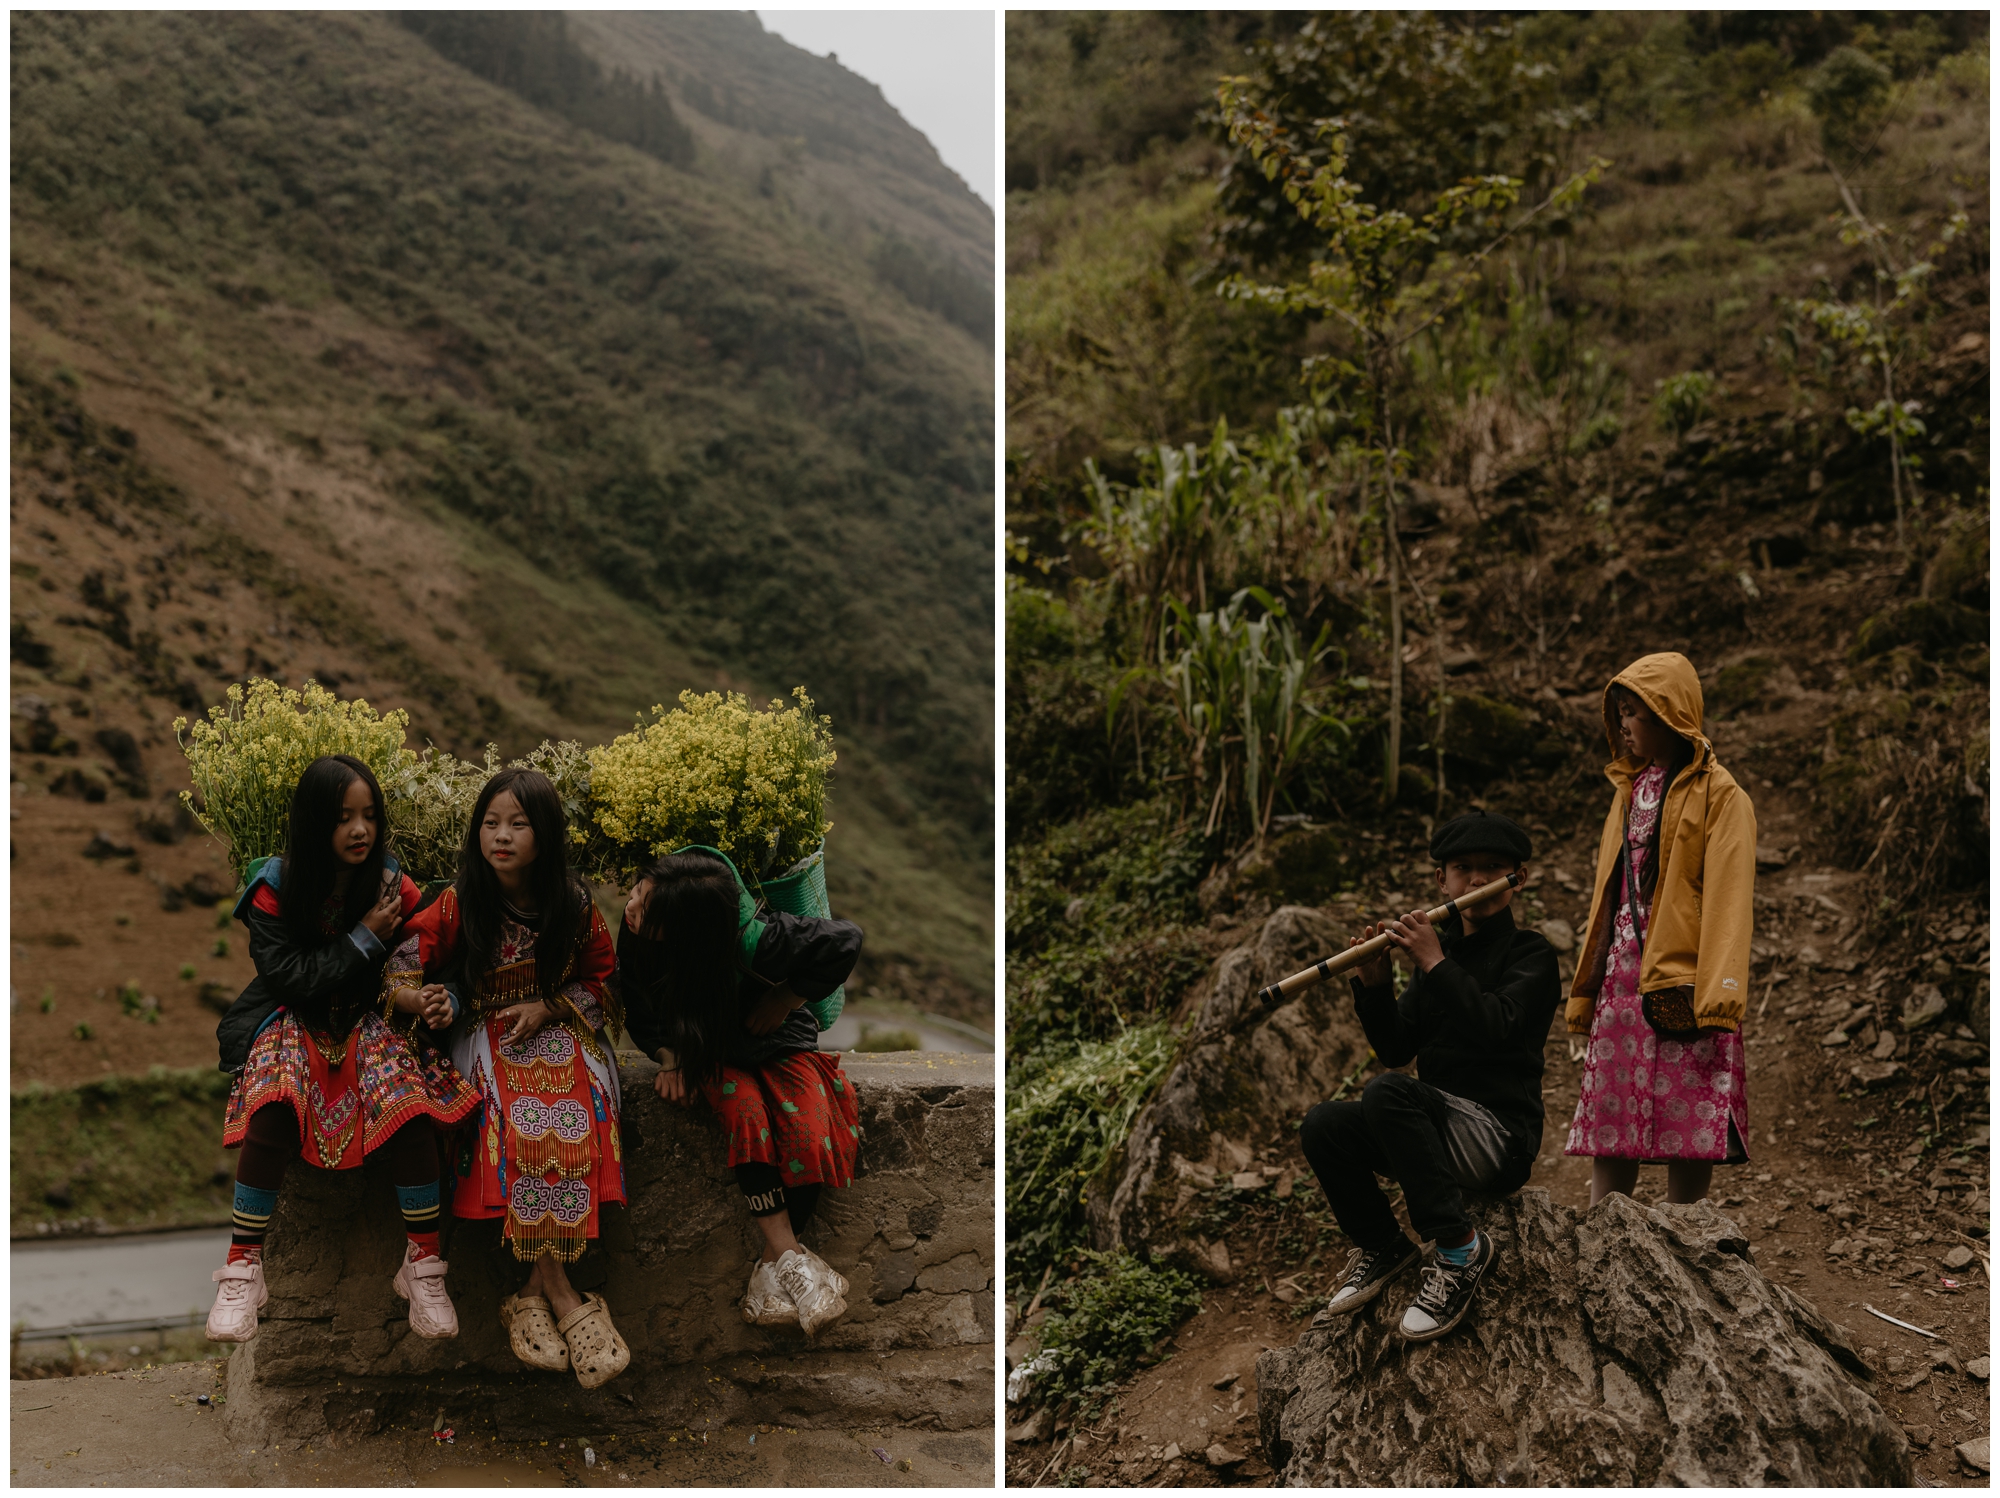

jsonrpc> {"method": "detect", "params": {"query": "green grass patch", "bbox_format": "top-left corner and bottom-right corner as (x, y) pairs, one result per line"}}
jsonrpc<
(1007, 1023), (1182, 1283)
(1028, 1249), (1206, 1416)
(13, 1070), (234, 1236)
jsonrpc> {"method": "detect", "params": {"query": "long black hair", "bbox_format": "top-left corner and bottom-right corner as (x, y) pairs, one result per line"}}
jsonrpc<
(278, 754), (390, 948)
(456, 767), (590, 1003)
(1608, 681), (1695, 904)
(631, 851), (743, 1086)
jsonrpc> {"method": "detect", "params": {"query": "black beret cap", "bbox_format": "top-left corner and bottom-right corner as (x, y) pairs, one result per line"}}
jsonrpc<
(1429, 812), (1533, 865)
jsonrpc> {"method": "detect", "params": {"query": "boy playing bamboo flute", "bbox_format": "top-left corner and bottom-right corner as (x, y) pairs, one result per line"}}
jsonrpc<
(1298, 811), (1560, 1342)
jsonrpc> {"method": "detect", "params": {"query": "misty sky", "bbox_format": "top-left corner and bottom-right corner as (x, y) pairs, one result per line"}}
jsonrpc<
(757, 10), (995, 206)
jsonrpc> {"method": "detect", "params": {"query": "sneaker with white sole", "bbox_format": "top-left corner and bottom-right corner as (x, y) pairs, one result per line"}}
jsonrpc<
(393, 1245), (459, 1339)
(1397, 1231), (1497, 1343)
(207, 1258), (268, 1343)
(741, 1257), (799, 1327)
(1311, 1239), (1421, 1328)
(803, 1247), (850, 1300)
(775, 1247), (848, 1337)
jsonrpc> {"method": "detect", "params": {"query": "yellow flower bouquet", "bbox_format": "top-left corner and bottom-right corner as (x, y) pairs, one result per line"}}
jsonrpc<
(586, 687), (835, 886)
(174, 679), (413, 881)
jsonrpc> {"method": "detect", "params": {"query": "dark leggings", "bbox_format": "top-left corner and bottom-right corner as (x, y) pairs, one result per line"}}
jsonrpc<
(235, 1102), (439, 1189)
(735, 1161), (822, 1234)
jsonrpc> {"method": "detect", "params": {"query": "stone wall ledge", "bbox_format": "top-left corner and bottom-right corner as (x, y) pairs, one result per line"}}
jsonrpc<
(225, 1051), (994, 1442)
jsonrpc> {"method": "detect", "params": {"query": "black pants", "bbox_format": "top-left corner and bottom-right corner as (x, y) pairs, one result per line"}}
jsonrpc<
(736, 1162), (822, 1234)
(1299, 1072), (1507, 1253)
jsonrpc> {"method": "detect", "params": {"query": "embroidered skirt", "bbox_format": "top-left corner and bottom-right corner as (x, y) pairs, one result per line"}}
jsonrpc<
(448, 1016), (624, 1263)
(702, 1051), (860, 1188)
(223, 1010), (479, 1170)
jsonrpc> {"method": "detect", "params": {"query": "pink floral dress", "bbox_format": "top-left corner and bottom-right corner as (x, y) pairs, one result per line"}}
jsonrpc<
(1565, 763), (1750, 1164)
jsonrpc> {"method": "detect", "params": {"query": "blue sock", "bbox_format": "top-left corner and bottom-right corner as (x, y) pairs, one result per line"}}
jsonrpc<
(1437, 1231), (1477, 1267)
(230, 1181), (279, 1249)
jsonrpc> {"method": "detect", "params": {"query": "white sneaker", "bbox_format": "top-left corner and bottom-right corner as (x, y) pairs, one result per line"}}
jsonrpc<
(741, 1258), (799, 1327)
(803, 1247), (850, 1299)
(393, 1246), (459, 1339)
(207, 1258), (268, 1343)
(775, 1248), (848, 1338)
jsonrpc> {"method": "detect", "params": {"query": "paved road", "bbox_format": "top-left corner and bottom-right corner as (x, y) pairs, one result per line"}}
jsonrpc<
(820, 1010), (992, 1055)
(13, 1227), (228, 1336)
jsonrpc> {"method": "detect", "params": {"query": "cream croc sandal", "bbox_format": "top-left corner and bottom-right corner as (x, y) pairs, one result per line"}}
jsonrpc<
(393, 1247), (459, 1339)
(500, 1293), (569, 1372)
(557, 1292), (631, 1389)
(742, 1258), (799, 1327)
(206, 1259), (268, 1344)
(776, 1248), (848, 1338)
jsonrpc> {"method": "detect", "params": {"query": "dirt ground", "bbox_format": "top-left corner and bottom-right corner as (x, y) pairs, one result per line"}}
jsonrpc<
(9, 1360), (993, 1488)
(1005, 771), (1991, 1489)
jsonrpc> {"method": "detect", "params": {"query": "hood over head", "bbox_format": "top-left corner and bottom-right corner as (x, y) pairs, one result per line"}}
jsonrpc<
(1601, 652), (1708, 765)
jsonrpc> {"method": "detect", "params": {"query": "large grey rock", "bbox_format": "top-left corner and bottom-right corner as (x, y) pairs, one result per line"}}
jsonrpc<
(1089, 906), (1371, 1261)
(1255, 1191), (1911, 1486)
(224, 1052), (992, 1444)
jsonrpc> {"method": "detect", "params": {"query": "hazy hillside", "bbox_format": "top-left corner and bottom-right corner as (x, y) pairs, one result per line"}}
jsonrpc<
(9, 8), (995, 1065)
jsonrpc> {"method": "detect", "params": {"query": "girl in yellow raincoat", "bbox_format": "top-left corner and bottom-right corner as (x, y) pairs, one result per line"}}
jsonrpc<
(1564, 651), (1758, 1207)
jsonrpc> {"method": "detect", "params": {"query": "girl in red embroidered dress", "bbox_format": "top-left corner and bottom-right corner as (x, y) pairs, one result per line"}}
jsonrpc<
(387, 768), (630, 1387)
(207, 755), (475, 1346)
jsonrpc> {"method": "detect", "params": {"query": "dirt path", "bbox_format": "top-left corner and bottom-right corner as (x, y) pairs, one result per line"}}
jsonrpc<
(11, 1361), (992, 1487)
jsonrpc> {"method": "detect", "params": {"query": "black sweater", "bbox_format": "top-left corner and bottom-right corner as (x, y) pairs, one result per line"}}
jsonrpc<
(1350, 906), (1561, 1191)
(619, 911), (863, 1069)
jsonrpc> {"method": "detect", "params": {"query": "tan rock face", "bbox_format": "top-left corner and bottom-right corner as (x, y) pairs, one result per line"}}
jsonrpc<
(1256, 1191), (1912, 1486)
(224, 1052), (993, 1442)
(1089, 906), (1372, 1263)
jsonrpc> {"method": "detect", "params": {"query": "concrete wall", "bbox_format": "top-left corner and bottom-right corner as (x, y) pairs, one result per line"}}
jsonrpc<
(224, 1051), (994, 1444)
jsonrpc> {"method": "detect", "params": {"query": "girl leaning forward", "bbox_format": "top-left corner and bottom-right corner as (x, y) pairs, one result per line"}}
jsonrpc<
(385, 767), (632, 1388)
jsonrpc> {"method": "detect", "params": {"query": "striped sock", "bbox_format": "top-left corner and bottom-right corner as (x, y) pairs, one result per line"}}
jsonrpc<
(397, 1180), (442, 1259)
(230, 1181), (279, 1255)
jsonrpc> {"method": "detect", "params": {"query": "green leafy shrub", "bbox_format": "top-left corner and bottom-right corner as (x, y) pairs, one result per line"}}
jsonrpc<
(1007, 1024), (1182, 1282)
(1807, 46), (1892, 160)
(1029, 1249), (1205, 1414)
(1653, 370), (1717, 438)
(1009, 931), (1210, 1057)
(1006, 584), (1138, 837)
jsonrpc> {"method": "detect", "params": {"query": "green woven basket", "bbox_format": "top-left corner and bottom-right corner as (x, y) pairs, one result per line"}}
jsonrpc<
(761, 845), (845, 1031)
(671, 841), (846, 1032)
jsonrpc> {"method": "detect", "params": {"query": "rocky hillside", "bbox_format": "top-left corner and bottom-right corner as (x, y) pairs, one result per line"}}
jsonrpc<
(9, 8), (996, 1087)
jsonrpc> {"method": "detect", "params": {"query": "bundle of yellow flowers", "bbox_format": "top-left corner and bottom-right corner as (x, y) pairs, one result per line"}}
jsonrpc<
(587, 687), (835, 885)
(174, 680), (413, 880)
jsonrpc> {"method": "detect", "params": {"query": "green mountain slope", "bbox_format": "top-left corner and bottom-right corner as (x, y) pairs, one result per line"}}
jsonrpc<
(10, 9), (993, 1017)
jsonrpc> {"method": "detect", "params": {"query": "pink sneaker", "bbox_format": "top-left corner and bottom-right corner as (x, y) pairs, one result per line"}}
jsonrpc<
(393, 1245), (459, 1339)
(207, 1259), (268, 1343)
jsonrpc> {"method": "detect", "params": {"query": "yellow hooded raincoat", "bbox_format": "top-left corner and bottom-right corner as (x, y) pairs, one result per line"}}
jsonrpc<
(1566, 653), (1758, 1036)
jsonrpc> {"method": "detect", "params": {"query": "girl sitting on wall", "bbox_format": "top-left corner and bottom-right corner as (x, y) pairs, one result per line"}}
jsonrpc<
(208, 754), (476, 1344)
(617, 848), (863, 1336)
(385, 768), (630, 1388)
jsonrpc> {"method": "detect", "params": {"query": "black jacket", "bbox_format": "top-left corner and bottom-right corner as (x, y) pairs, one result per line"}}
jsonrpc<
(1351, 906), (1561, 1192)
(214, 908), (395, 1074)
(618, 910), (863, 1070)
